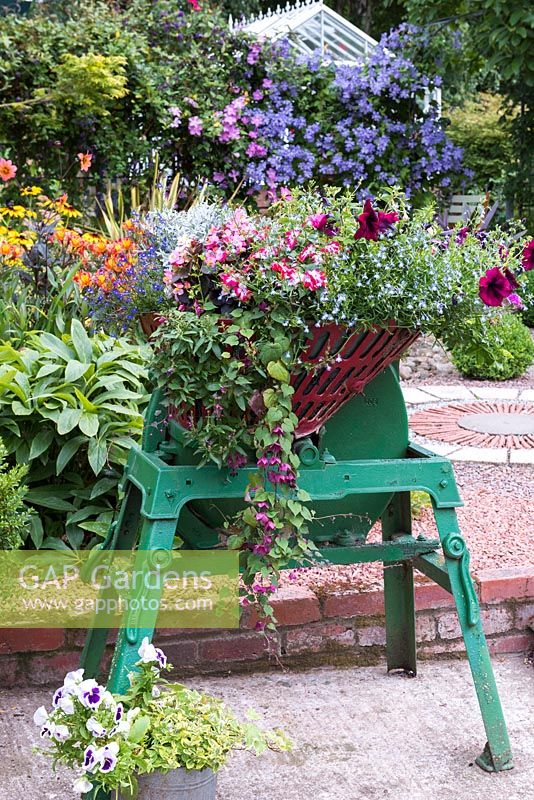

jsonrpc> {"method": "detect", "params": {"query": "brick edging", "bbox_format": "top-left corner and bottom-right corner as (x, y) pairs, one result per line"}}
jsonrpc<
(1, 566), (533, 687)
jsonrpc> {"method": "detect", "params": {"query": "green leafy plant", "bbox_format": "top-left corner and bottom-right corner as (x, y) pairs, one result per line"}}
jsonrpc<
(451, 312), (534, 380)
(34, 638), (290, 798)
(0, 321), (150, 548)
(0, 440), (30, 549)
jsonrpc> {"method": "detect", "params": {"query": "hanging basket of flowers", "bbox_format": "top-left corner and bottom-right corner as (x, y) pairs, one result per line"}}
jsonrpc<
(76, 188), (533, 624)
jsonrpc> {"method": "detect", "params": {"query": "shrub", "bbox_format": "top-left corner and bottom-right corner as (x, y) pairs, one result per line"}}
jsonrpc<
(0, 2), (463, 203)
(0, 321), (150, 548)
(0, 441), (30, 549)
(450, 313), (534, 380)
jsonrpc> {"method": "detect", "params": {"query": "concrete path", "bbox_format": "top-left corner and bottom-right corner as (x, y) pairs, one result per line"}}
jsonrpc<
(1, 654), (532, 800)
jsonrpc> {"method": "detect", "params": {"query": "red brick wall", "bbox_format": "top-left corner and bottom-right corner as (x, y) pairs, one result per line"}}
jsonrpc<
(1, 567), (533, 687)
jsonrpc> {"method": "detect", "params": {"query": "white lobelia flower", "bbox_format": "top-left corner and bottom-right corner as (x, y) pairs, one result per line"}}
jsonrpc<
(53, 724), (70, 742)
(33, 706), (48, 727)
(73, 776), (93, 795)
(137, 636), (159, 664)
(86, 717), (107, 738)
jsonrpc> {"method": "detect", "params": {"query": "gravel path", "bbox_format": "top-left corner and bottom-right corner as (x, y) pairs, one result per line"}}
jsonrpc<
(281, 462), (533, 592)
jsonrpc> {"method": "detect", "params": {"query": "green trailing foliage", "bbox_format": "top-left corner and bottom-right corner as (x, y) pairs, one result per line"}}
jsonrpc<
(0, 440), (30, 549)
(450, 313), (534, 380)
(0, 321), (150, 549)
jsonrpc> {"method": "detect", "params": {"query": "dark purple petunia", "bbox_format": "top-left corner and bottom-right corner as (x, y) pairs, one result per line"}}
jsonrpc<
(354, 199), (399, 241)
(504, 268), (519, 289)
(522, 240), (534, 271)
(478, 267), (513, 307)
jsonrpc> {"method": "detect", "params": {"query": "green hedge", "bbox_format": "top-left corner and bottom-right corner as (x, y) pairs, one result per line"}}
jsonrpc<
(451, 313), (534, 380)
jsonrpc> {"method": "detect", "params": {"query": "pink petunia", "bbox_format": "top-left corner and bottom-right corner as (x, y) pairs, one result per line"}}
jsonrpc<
(478, 267), (513, 307)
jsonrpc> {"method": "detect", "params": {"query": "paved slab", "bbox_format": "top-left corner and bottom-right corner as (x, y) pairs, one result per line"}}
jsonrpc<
(402, 387), (438, 404)
(1, 656), (532, 800)
(470, 387), (519, 401)
(449, 446), (509, 463)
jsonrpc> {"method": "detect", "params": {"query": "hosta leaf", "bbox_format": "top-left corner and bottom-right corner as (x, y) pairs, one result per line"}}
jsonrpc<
(39, 333), (75, 361)
(70, 319), (94, 364)
(65, 359), (91, 383)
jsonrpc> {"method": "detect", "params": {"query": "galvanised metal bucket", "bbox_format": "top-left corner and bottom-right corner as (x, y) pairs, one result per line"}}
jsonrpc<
(135, 768), (217, 799)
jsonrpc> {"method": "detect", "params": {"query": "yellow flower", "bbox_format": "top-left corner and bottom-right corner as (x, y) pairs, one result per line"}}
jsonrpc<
(21, 185), (43, 197)
(0, 205), (27, 219)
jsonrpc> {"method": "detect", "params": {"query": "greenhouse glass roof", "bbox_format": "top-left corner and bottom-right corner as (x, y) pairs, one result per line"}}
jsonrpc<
(231, 0), (378, 64)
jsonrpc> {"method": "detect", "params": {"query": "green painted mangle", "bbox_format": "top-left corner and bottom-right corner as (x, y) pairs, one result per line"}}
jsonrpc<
(82, 324), (513, 776)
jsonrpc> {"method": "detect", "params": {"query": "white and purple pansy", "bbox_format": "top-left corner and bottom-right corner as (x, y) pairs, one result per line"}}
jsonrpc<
(77, 679), (104, 709)
(53, 724), (70, 743)
(98, 742), (119, 773)
(73, 776), (93, 795)
(82, 745), (98, 772)
(86, 717), (107, 738)
(114, 702), (124, 724)
(138, 636), (167, 668)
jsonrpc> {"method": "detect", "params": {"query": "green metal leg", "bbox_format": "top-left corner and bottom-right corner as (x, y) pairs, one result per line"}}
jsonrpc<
(381, 493), (417, 676)
(80, 484), (142, 680)
(106, 516), (179, 694)
(433, 506), (513, 772)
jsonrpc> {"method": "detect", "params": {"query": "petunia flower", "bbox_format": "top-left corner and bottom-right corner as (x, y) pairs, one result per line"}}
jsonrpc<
(0, 158), (17, 182)
(354, 199), (399, 241)
(478, 267), (513, 307)
(522, 240), (534, 271)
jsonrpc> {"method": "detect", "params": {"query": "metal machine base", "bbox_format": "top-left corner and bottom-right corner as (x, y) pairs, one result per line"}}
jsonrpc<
(81, 439), (513, 780)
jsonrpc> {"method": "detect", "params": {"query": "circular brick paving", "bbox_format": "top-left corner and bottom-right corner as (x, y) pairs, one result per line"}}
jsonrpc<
(409, 402), (534, 449)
